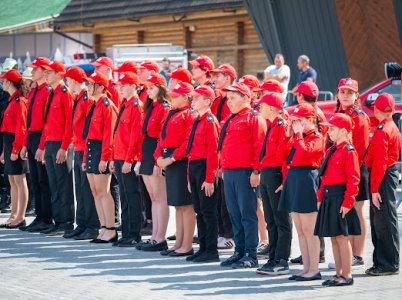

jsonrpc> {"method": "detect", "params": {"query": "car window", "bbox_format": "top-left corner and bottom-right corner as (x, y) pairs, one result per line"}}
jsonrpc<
(376, 80), (401, 103)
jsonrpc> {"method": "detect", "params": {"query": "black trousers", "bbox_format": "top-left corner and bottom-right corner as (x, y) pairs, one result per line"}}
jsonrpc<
(73, 151), (99, 229)
(189, 159), (218, 253)
(27, 131), (52, 223)
(217, 178), (233, 239)
(44, 141), (74, 226)
(140, 176), (152, 221)
(114, 160), (142, 240)
(110, 174), (121, 224)
(260, 167), (292, 261)
(370, 166), (400, 271)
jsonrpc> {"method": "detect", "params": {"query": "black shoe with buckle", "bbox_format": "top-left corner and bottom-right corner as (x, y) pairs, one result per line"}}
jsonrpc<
(141, 240), (168, 252)
(118, 237), (140, 247)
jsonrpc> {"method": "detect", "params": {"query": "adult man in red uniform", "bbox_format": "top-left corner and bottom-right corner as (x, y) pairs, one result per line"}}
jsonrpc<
(64, 66), (99, 240)
(218, 82), (266, 269)
(38, 60), (74, 236)
(365, 93), (400, 276)
(19, 57), (53, 232)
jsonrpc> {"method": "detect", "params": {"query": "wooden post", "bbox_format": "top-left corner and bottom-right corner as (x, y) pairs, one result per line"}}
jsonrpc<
(184, 26), (193, 49)
(93, 34), (101, 52)
(235, 21), (245, 77)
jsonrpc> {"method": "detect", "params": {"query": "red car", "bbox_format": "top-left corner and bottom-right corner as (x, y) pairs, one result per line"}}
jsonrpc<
(316, 62), (401, 133)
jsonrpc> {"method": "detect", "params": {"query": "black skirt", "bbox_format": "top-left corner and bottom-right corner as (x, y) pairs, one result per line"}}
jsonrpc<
(139, 136), (158, 176)
(163, 148), (192, 207)
(314, 184), (361, 237)
(3, 133), (29, 175)
(278, 166), (318, 213)
(356, 163), (369, 201)
(86, 139), (110, 175)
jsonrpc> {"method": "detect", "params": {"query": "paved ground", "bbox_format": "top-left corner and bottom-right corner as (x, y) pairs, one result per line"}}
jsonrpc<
(1, 205), (401, 300)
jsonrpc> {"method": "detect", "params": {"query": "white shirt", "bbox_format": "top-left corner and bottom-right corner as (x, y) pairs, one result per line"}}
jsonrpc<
(264, 64), (291, 96)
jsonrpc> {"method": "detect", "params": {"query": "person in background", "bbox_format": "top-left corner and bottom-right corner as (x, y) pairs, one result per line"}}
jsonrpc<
(264, 54), (291, 100)
(291, 55), (317, 106)
(189, 55), (215, 87)
(160, 57), (172, 85)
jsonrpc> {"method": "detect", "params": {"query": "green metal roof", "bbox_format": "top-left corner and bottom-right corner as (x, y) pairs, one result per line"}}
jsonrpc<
(0, 0), (70, 32)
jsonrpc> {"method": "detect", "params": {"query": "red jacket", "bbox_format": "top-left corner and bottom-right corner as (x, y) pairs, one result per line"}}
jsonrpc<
(154, 105), (195, 161)
(72, 89), (93, 152)
(140, 100), (170, 139)
(186, 111), (220, 183)
(84, 97), (118, 162)
(112, 97), (143, 163)
(260, 116), (291, 169)
(287, 129), (325, 168)
(219, 107), (267, 171)
(26, 82), (49, 133)
(340, 107), (370, 166)
(39, 84), (73, 151)
(211, 93), (231, 122)
(317, 141), (360, 209)
(1, 91), (27, 154)
(365, 117), (401, 193)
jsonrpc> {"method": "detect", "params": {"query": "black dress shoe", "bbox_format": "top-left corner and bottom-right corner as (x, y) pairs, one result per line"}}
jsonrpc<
(135, 239), (152, 250)
(186, 250), (204, 261)
(167, 234), (176, 241)
(117, 238), (140, 247)
(193, 251), (220, 263)
(160, 249), (175, 256)
(74, 229), (99, 240)
(28, 222), (54, 233)
(63, 227), (85, 239)
(141, 240), (168, 252)
(113, 238), (127, 246)
(19, 219), (40, 231)
(290, 255), (303, 264)
(168, 249), (194, 257)
(295, 272), (322, 281)
(288, 275), (302, 280)
(0, 223), (11, 228)
(6, 220), (26, 229)
(41, 225), (59, 234)
(47, 225), (73, 236)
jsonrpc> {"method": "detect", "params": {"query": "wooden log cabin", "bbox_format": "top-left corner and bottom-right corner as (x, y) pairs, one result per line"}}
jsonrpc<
(54, 0), (268, 78)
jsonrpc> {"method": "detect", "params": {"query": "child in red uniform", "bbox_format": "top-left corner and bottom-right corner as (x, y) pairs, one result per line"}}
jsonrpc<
(333, 78), (370, 269)
(185, 85), (220, 263)
(315, 113), (361, 286)
(82, 72), (118, 243)
(189, 55), (215, 87)
(110, 72), (143, 247)
(154, 82), (196, 256)
(365, 93), (400, 276)
(279, 103), (325, 281)
(136, 73), (170, 252)
(0, 70), (29, 228)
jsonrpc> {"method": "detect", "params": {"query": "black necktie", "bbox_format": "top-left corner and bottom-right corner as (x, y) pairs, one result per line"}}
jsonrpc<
(44, 90), (54, 123)
(71, 98), (79, 129)
(161, 109), (180, 140)
(318, 146), (337, 177)
(142, 102), (154, 135)
(26, 86), (39, 129)
(216, 96), (227, 122)
(113, 101), (126, 136)
(185, 117), (201, 156)
(82, 102), (96, 140)
(286, 146), (296, 165)
(259, 125), (272, 162)
(217, 113), (238, 153)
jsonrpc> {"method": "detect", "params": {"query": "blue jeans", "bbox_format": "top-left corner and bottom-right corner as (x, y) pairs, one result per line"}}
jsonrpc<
(224, 168), (258, 257)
